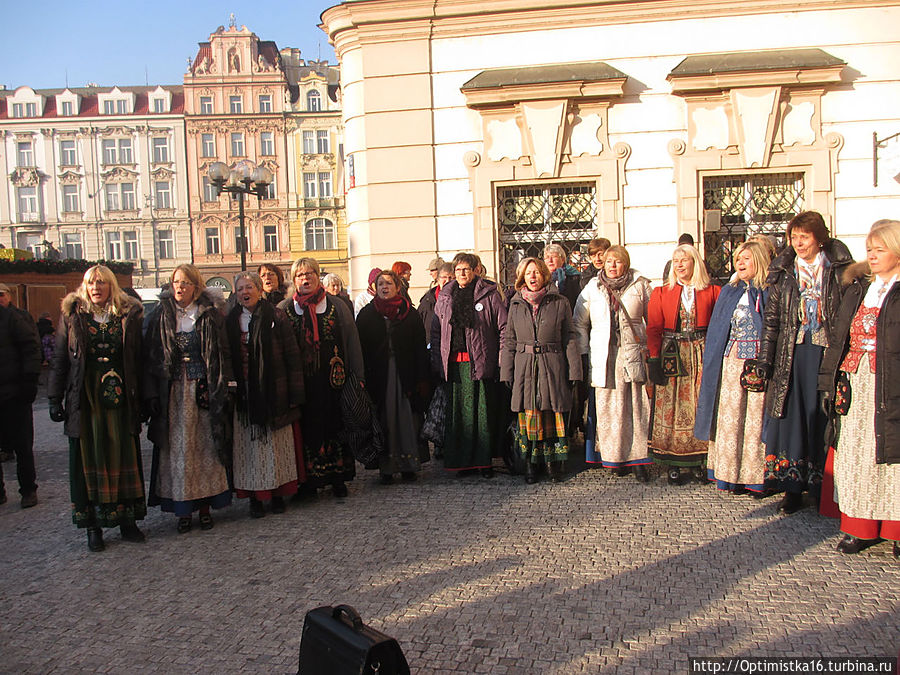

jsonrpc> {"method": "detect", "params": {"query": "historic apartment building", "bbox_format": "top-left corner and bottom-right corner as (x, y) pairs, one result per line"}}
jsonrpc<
(322, 0), (900, 294)
(0, 84), (190, 287)
(282, 49), (347, 283)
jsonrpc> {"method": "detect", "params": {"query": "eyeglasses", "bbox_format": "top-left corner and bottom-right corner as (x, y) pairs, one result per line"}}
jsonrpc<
(172, 280), (194, 288)
(295, 272), (317, 279)
(455, 267), (473, 274)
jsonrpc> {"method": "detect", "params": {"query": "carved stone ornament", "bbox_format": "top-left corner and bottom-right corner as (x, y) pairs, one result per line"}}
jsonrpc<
(58, 170), (83, 185)
(97, 126), (136, 138)
(463, 151), (481, 168)
(10, 167), (41, 187)
(102, 166), (139, 182)
(151, 167), (175, 181)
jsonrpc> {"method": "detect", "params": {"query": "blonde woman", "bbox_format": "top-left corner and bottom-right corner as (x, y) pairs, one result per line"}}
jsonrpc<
(819, 219), (900, 557)
(143, 264), (233, 533)
(694, 241), (772, 494)
(647, 244), (721, 484)
(49, 265), (146, 552)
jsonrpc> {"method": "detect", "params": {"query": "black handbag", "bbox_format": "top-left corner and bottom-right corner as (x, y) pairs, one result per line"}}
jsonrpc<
(298, 604), (410, 675)
(834, 370), (851, 416)
(660, 338), (686, 378)
(739, 359), (766, 393)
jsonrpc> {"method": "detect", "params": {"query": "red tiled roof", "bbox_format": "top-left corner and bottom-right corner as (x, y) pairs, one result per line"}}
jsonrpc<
(192, 44), (212, 72)
(0, 85), (185, 120)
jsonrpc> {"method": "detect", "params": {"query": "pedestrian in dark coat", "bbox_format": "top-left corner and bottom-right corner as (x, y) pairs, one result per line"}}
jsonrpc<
(501, 257), (581, 482)
(143, 265), (234, 533)
(226, 272), (304, 518)
(817, 219), (900, 558)
(755, 211), (853, 513)
(0, 282), (41, 508)
(258, 263), (287, 306)
(357, 270), (430, 483)
(48, 265), (146, 552)
(418, 263), (454, 348)
(432, 253), (508, 475)
(543, 243), (581, 311)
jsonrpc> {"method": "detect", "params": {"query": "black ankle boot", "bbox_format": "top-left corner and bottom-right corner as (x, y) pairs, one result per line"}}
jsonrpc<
(87, 527), (105, 552)
(778, 492), (805, 514)
(524, 461), (537, 484)
(667, 468), (681, 485)
(120, 521), (146, 543)
(633, 465), (650, 482)
(249, 498), (265, 518)
(836, 534), (878, 554)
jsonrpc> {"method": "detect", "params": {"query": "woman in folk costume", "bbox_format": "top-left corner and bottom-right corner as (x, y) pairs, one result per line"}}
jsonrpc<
(48, 265), (146, 552)
(501, 257), (581, 483)
(143, 264), (233, 533)
(432, 252), (508, 477)
(356, 270), (430, 483)
(574, 245), (653, 480)
(694, 241), (772, 494)
(279, 258), (364, 499)
(819, 219), (900, 558)
(647, 244), (721, 484)
(755, 211), (852, 513)
(226, 272), (303, 518)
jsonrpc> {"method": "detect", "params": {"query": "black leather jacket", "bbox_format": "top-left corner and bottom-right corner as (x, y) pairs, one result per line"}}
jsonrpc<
(818, 262), (900, 464)
(757, 238), (853, 418)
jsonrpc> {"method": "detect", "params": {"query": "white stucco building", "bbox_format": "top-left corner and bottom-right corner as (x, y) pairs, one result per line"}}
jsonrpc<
(321, 0), (900, 295)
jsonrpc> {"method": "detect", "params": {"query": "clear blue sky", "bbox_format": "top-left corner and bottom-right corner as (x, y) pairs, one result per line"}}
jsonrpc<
(0, 1), (338, 90)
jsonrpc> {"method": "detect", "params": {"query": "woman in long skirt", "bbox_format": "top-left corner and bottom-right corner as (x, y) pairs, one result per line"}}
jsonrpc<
(48, 265), (146, 552)
(574, 245), (652, 480)
(143, 264), (232, 533)
(502, 257), (581, 482)
(357, 270), (430, 483)
(647, 244), (721, 484)
(226, 272), (303, 517)
(694, 241), (772, 494)
(756, 211), (852, 513)
(432, 253), (508, 477)
(279, 258), (364, 498)
(819, 219), (900, 558)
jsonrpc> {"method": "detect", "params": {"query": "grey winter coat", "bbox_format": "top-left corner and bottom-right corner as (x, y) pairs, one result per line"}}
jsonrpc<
(757, 238), (853, 418)
(142, 289), (233, 465)
(48, 293), (144, 438)
(432, 277), (508, 381)
(500, 289), (581, 412)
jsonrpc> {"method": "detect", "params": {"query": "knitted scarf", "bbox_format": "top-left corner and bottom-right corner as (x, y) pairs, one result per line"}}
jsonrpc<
(520, 286), (548, 320)
(294, 285), (326, 369)
(373, 294), (409, 321)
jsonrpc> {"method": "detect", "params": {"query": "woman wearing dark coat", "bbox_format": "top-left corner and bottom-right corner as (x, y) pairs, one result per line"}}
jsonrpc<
(501, 257), (581, 482)
(418, 263), (454, 347)
(818, 219), (900, 558)
(258, 263), (287, 306)
(279, 257), (365, 499)
(143, 264), (233, 533)
(357, 270), (430, 483)
(432, 253), (508, 476)
(755, 211), (853, 513)
(48, 265), (146, 552)
(226, 272), (304, 518)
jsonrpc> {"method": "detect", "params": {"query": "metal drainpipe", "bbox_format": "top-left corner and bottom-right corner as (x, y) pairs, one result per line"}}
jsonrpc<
(428, 1), (440, 264)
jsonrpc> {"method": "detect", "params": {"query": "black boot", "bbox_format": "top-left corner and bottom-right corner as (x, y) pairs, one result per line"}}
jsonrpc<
(667, 468), (682, 485)
(633, 465), (650, 483)
(778, 492), (805, 514)
(836, 534), (878, 554)
(270, 496), (286, 514)
(87, 527), (105, 552)
(524, 460), (537, 484)
(249, 498), (265, 518)
(120, 521), (146, 543)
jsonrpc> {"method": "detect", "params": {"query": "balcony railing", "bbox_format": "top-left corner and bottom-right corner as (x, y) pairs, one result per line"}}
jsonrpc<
(18, 211), (41, 223)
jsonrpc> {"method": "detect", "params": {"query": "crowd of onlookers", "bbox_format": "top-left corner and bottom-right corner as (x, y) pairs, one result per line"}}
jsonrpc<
(0, 211), (897, 561)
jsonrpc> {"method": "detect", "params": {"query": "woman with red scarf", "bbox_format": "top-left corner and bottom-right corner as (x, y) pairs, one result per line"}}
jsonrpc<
(279, 258), (364, 499)
(356, 270), (430, 483)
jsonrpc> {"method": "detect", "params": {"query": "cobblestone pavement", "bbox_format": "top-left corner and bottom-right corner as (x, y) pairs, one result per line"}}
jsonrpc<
(1, 387), (898, 674)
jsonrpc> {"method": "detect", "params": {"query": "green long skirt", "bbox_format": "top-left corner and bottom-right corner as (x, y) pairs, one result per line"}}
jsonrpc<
(69, 367), (146, 528)
(442, 361), (502, 471)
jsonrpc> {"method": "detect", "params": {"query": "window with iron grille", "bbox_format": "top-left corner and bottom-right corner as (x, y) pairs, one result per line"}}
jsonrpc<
(496, 182), (597, 286)
(702, 172), (804, 282)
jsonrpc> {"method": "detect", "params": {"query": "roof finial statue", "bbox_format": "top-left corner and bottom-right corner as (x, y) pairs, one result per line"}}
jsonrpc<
(229, 12), (236, 29)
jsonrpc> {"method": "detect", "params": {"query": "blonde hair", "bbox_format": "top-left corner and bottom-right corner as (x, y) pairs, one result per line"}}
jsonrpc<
(171, 264), (204, 303)
(730, 241), (771, 289)
(290, 257), (320, 282)
(666, 244), (710, 290)
(867, 219), (900, 279)
(513, 257), (551, 291)
(76, 265), (131, 316)
(604, 245), (631, 271)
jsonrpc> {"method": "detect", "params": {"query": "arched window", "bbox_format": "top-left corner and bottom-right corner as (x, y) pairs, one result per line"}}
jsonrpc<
(306, 89), (321, 112)
(304, 217), (335, 250)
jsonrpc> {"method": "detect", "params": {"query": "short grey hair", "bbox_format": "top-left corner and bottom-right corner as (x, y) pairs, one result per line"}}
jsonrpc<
(322, 273), (344, 291)
(233, 271), (263, 292)
(542, 243), (566, 260)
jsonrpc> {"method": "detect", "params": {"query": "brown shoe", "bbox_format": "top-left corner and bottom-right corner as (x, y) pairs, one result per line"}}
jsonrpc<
(20, 491), (37, 509)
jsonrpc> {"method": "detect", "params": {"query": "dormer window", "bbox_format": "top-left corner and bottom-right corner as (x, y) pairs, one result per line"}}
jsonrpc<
(152, 98), (166, 113)
(307, 90), (321, 112)
(60, 101), (75, 116)
(103, 99), (129, 115)
(12, 102), (38, 118)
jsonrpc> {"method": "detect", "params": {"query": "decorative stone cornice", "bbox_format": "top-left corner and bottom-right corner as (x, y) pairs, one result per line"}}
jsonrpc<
(9, 167), (41, 187)
(58, 170), (83, 185)
(102, 166), (139, 182)
(96, 126), (136, 138)
(150, 167), (176, 181)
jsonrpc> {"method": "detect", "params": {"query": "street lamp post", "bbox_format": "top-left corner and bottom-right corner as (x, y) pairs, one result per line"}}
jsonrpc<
(207, 160), (273, 271)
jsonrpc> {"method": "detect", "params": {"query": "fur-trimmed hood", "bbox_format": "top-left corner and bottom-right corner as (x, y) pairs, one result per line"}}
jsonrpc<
(841, 260), (871, 286)
(60, 291), (142, 317)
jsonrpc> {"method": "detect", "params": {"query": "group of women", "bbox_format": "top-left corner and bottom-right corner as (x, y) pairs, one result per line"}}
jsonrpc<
(46, 214), (899, 559)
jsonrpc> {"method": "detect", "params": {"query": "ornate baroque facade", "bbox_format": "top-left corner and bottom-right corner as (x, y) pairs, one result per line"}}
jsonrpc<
(0, 84), (190, 287)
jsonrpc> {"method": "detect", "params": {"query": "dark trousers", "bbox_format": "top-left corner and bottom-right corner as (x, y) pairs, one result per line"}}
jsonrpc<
(0, 399), (37, 496)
